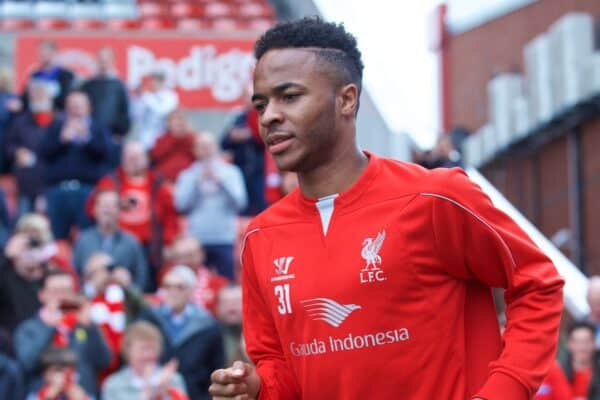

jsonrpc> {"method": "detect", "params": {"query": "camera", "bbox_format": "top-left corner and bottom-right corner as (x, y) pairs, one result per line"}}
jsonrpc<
(58, 297), (83, 313)
(29, 237), (42, 248)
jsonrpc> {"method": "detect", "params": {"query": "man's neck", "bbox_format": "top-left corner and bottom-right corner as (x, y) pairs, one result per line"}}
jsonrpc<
(573, 358), (592, 371)
(128, 172), (147, 183)
(98, 224), (117, 236)
(298, 145), (368, 199)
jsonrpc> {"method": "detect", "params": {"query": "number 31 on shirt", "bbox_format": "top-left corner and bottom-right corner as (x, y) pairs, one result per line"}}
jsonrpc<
(275, 284), (292, 314)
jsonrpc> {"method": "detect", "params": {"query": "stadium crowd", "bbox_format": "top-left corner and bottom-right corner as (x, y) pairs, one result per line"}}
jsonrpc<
(0, 39), (286, 400)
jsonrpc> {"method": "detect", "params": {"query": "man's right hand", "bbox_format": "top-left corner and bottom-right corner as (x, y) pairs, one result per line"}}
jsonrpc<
(209, 361), (261, 400)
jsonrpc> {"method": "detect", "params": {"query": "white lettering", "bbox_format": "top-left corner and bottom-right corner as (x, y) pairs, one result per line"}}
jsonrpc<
(360, 268), (387, 283)
(291, 328), (411, 357)
(126, 45), (254, 102)
(289, 339), (326, 357)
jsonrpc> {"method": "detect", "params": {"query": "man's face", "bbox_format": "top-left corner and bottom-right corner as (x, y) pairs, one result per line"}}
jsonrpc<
(40, 274), (75, 306)
(97, 48), (114, 74)
(171, 238), (204, 268)
(216, 286), (242, 326)
(94, 191), (120, 227)
(166, 110), (187, 136)
(65, 93), (90, 118)
(194, 134), (217, 161)
(162, 274), (193, 312)
(28, 84), (52, 112)
(38, 42), (56, 66)
(567, 327), (595, 364)
(128, 339), (160, 372)
(122, 143), (148, 177)
(252, 49), (338, 172)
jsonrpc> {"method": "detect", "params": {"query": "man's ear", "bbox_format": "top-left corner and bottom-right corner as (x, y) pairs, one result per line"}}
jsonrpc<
(338, 83), (359, 117)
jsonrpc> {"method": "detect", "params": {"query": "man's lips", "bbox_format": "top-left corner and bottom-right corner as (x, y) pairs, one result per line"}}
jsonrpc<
(266, 132), (295, 154)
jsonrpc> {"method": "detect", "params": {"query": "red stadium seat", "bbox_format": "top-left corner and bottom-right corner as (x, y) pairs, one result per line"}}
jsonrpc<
(140, 17), (176, 30)
(210, 17), (243, 31)
(176, 17), (209, 31)
(36, 18), (70, 30)
(0, 19), (34, 30)
(70, 19), (105, 30)
(204, 2), (234, 18)
(139, 2), (169, 18)
(239, 2), (273, 18)
(244, 17), (274, 32)
(106, 18), (141, 30)
(171, 3), (204, 18)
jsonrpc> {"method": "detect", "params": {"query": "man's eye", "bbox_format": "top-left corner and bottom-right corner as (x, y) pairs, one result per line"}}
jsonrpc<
(253, 102), (266, 113)
(282, 93), (299, 102)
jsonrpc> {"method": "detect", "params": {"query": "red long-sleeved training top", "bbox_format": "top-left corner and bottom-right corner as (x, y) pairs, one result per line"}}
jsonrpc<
(241, 152), (564, 400)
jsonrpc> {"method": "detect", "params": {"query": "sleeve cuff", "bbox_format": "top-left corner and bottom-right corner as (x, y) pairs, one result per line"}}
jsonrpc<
(474, 372), (529, 400)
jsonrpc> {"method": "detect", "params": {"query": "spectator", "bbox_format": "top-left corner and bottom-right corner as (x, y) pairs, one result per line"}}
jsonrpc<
(143, 266), (224, 400)
(221, 104), (266, 216)
(5, 80), (54, 214)
(150, 109), (196, 182)
(80, 47), (130, 138)
(414, 134), (462, 169)
(28, 347), (88, 400)
(14, 270), (111, 396)
(37, 90), (112, 240)
(587, 276), (600, 348)
(91, 140), (180, 278)
(102, 321), (188, 400)
(175, 133), (247, 280)
(215, 285), (243, 366)
(131, 72), (178, 150)
(0, 351), (24, 400)
(163, 235), (228, 316)
(0, 232), (47, 344)
(15, 213), (75, 277)
(23, 40), (74, 112)
(73, 189), (149, 291)
(0, 70), (22, 171)
(0, 188), (11, 247)
(564, 321), (596, 399)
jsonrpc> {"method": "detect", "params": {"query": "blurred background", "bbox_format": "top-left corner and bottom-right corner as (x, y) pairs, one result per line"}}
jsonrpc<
(0, 0), (597, 399)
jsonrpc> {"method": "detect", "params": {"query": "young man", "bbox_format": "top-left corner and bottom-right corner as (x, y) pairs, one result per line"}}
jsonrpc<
(209, 17), (564, 400)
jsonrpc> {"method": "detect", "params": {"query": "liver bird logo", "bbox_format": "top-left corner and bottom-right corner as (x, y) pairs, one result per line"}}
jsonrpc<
(361, 230), (386, 270)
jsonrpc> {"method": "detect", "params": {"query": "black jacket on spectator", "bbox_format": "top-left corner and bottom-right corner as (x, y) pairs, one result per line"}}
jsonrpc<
(0, 353), (23, 400)
(37, 117), (112, 185)
(221, 111), (266, 216)
(0, 255), (42, 343)
(80, 76), (131, 137)
(4, 111), (51, 199)
(142, 304), (225, 400)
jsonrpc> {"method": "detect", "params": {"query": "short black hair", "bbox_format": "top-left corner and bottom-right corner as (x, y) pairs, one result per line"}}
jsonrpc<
(568, 320), (596, 337)
(254, 16), (364, 94)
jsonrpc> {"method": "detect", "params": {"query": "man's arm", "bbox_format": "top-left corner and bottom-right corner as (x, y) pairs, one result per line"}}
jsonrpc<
(209, 232), (299, 399)
(241, 235), (300, 400)
(429, 168), (564, 400)
(14, 319), (55, 373)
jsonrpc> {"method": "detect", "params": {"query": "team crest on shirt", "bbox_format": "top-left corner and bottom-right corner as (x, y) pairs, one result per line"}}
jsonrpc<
(360, 230), (387, 283)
